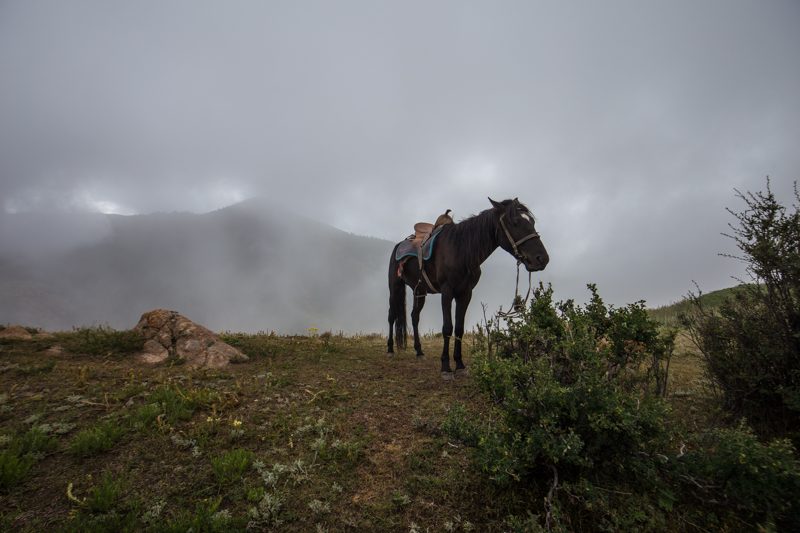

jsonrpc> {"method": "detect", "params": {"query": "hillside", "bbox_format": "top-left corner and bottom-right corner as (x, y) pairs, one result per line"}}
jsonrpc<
(647, 284), (753, 326)
(0, 201), (392, 333)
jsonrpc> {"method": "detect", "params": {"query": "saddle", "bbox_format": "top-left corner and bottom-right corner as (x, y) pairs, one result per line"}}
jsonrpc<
(394, 210), (454, 291)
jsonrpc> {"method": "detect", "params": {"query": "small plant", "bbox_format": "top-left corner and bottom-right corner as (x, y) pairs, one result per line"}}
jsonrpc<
(391, 491), (411, 509)
(14, 427), (57, 457)
(247, 492), (284, 529)
(159, 498), (235, 532)
(308, 498), (331, 514)
(0, 449), (35, 491)
(128, 403), (162, 431)
(69, 421), (125, 458)
(86, 473), (125, 514)
(211, 448), (254, 486)
(0, 427), (58, 491)
(148, 386), (195, 425)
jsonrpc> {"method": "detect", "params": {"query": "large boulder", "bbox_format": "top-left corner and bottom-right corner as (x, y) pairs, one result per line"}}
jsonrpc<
(134, 309), (248, 368)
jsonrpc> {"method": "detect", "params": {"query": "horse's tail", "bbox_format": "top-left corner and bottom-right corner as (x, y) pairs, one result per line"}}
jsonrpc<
(389, 245), (408, 349)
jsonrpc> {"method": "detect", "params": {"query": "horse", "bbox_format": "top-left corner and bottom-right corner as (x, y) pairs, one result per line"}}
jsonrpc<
(387, 197), (549, 377)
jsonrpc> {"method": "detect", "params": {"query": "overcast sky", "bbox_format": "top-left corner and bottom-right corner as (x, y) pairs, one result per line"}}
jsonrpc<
(1, 0), (798, 309)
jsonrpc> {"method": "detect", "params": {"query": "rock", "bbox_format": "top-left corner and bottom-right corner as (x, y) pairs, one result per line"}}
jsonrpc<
(0, 325), (33, 340)
(133, 309), (248, 368)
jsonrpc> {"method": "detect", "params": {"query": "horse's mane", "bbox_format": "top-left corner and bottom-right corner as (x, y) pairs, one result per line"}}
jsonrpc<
(445, 199), (532, 260)
(446, 208), (499, 260)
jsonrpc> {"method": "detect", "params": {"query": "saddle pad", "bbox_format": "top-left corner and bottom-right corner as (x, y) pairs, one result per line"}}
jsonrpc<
(395, 226), (444, 262)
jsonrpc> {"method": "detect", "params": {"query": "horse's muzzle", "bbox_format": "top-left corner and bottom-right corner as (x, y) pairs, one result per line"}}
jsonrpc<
(524, 253), (549, 272)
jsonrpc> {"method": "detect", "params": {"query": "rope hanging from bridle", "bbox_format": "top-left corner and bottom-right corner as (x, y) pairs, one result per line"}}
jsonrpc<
(496, 260), (533, 319)
(495, 211), (538, 318)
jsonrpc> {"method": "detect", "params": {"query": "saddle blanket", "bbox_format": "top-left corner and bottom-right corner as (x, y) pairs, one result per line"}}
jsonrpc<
(394, 225), (444, 262)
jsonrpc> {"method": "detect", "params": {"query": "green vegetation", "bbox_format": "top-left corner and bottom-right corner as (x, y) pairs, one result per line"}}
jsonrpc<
(69, 421), (126, 458)
(57, 326), (144, 356)
(0, 427), (57, 491)
(682, 182), (800, 442)
(445, 281), (800, 530)
(211, 448), (254, 486)
(2, 182), (798, 530)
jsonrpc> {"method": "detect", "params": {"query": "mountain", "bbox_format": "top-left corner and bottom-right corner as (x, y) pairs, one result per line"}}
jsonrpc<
(0, 199), (393, 333)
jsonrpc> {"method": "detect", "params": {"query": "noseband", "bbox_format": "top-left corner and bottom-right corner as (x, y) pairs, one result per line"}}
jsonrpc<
(499, 212), (541, 263)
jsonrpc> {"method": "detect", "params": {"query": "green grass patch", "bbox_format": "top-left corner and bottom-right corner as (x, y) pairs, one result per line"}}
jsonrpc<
(211, 448), (254, 486)
(69, 421), (126, 458)
(0, 449), (35, 492)
(57, 326), (144, 356)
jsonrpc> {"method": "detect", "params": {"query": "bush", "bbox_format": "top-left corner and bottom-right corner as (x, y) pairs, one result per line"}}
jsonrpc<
(682, 181), (800, 440)
(676, 423), (800, 530)
(452, 281), (800, 530)
(450, 284), (675, 529)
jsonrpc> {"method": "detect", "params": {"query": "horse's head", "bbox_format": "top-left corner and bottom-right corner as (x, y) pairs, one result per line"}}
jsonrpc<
(489, 197), (549, 272)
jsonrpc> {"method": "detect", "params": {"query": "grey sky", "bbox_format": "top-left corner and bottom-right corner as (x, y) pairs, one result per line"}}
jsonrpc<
(1, 0), (799, 309)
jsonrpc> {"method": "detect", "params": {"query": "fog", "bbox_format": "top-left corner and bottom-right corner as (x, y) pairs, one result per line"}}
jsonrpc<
(1, 1), (798, 332)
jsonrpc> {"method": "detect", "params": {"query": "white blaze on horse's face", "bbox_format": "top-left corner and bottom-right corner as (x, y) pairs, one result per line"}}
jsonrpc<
(520, 212), (532, 223)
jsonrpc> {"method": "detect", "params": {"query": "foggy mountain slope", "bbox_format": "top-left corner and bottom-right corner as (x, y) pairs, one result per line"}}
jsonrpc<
(0, 199), (394, 333)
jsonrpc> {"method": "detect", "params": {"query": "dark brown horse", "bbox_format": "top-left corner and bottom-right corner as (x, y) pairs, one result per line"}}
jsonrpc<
(387, 198), (549, 377)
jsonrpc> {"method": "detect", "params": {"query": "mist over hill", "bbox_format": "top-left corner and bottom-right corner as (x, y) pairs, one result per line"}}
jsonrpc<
(0, 200), (385, 332)
(0, 200), (522, 333)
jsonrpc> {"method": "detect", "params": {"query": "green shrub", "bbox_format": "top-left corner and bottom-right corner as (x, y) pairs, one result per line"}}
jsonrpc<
(0, 450), (35, 491)
(676, 423), (800, 530)
(453, 284), (675, 529)
(148, 386), (195, 424)
(211, 449), (254, 486)
(682, 182), (800, 441)
(128, 403), (162, 431)
(58, 326), (144, 356)
(0, 428), (58, 491)
(69, 421), (125, 458)
(14, 427), (57, 457)
(86, 473), (125, 514)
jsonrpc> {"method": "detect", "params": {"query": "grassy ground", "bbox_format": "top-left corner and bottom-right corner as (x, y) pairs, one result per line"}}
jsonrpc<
(0, 330), (708, 531)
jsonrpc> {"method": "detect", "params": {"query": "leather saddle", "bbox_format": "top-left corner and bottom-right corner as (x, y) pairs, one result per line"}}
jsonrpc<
(394, 209), (454, 263)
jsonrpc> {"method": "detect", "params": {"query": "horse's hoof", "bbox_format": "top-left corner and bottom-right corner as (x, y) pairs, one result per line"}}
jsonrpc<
(441, 371), (454, 381)
(387, 352), (395, 357)
(455, 367), (469, 377)
(416, 352), (425, 359)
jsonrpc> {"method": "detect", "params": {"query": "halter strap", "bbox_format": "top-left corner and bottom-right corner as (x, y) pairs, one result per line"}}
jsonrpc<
(499, 213), (540, 262)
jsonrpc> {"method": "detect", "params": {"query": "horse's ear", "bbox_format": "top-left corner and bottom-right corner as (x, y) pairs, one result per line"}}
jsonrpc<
(488, 197), (502, 210)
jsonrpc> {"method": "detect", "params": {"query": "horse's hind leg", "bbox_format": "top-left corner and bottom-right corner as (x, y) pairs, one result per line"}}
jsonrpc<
(411, 291), (426, 357)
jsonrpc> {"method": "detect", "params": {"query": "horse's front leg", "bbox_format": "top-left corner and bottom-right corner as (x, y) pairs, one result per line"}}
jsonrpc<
(453, 290), (472, 371)
(440, 290), (454, 376)
(411, 291), (426, 357)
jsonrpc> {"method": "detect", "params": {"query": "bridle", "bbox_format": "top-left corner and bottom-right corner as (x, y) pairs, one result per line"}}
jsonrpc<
(498, 212), (541, 264)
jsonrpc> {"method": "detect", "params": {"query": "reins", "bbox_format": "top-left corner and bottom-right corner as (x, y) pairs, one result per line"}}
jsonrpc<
(497, 260), (533, 319)
(496, 213), (539, 318)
